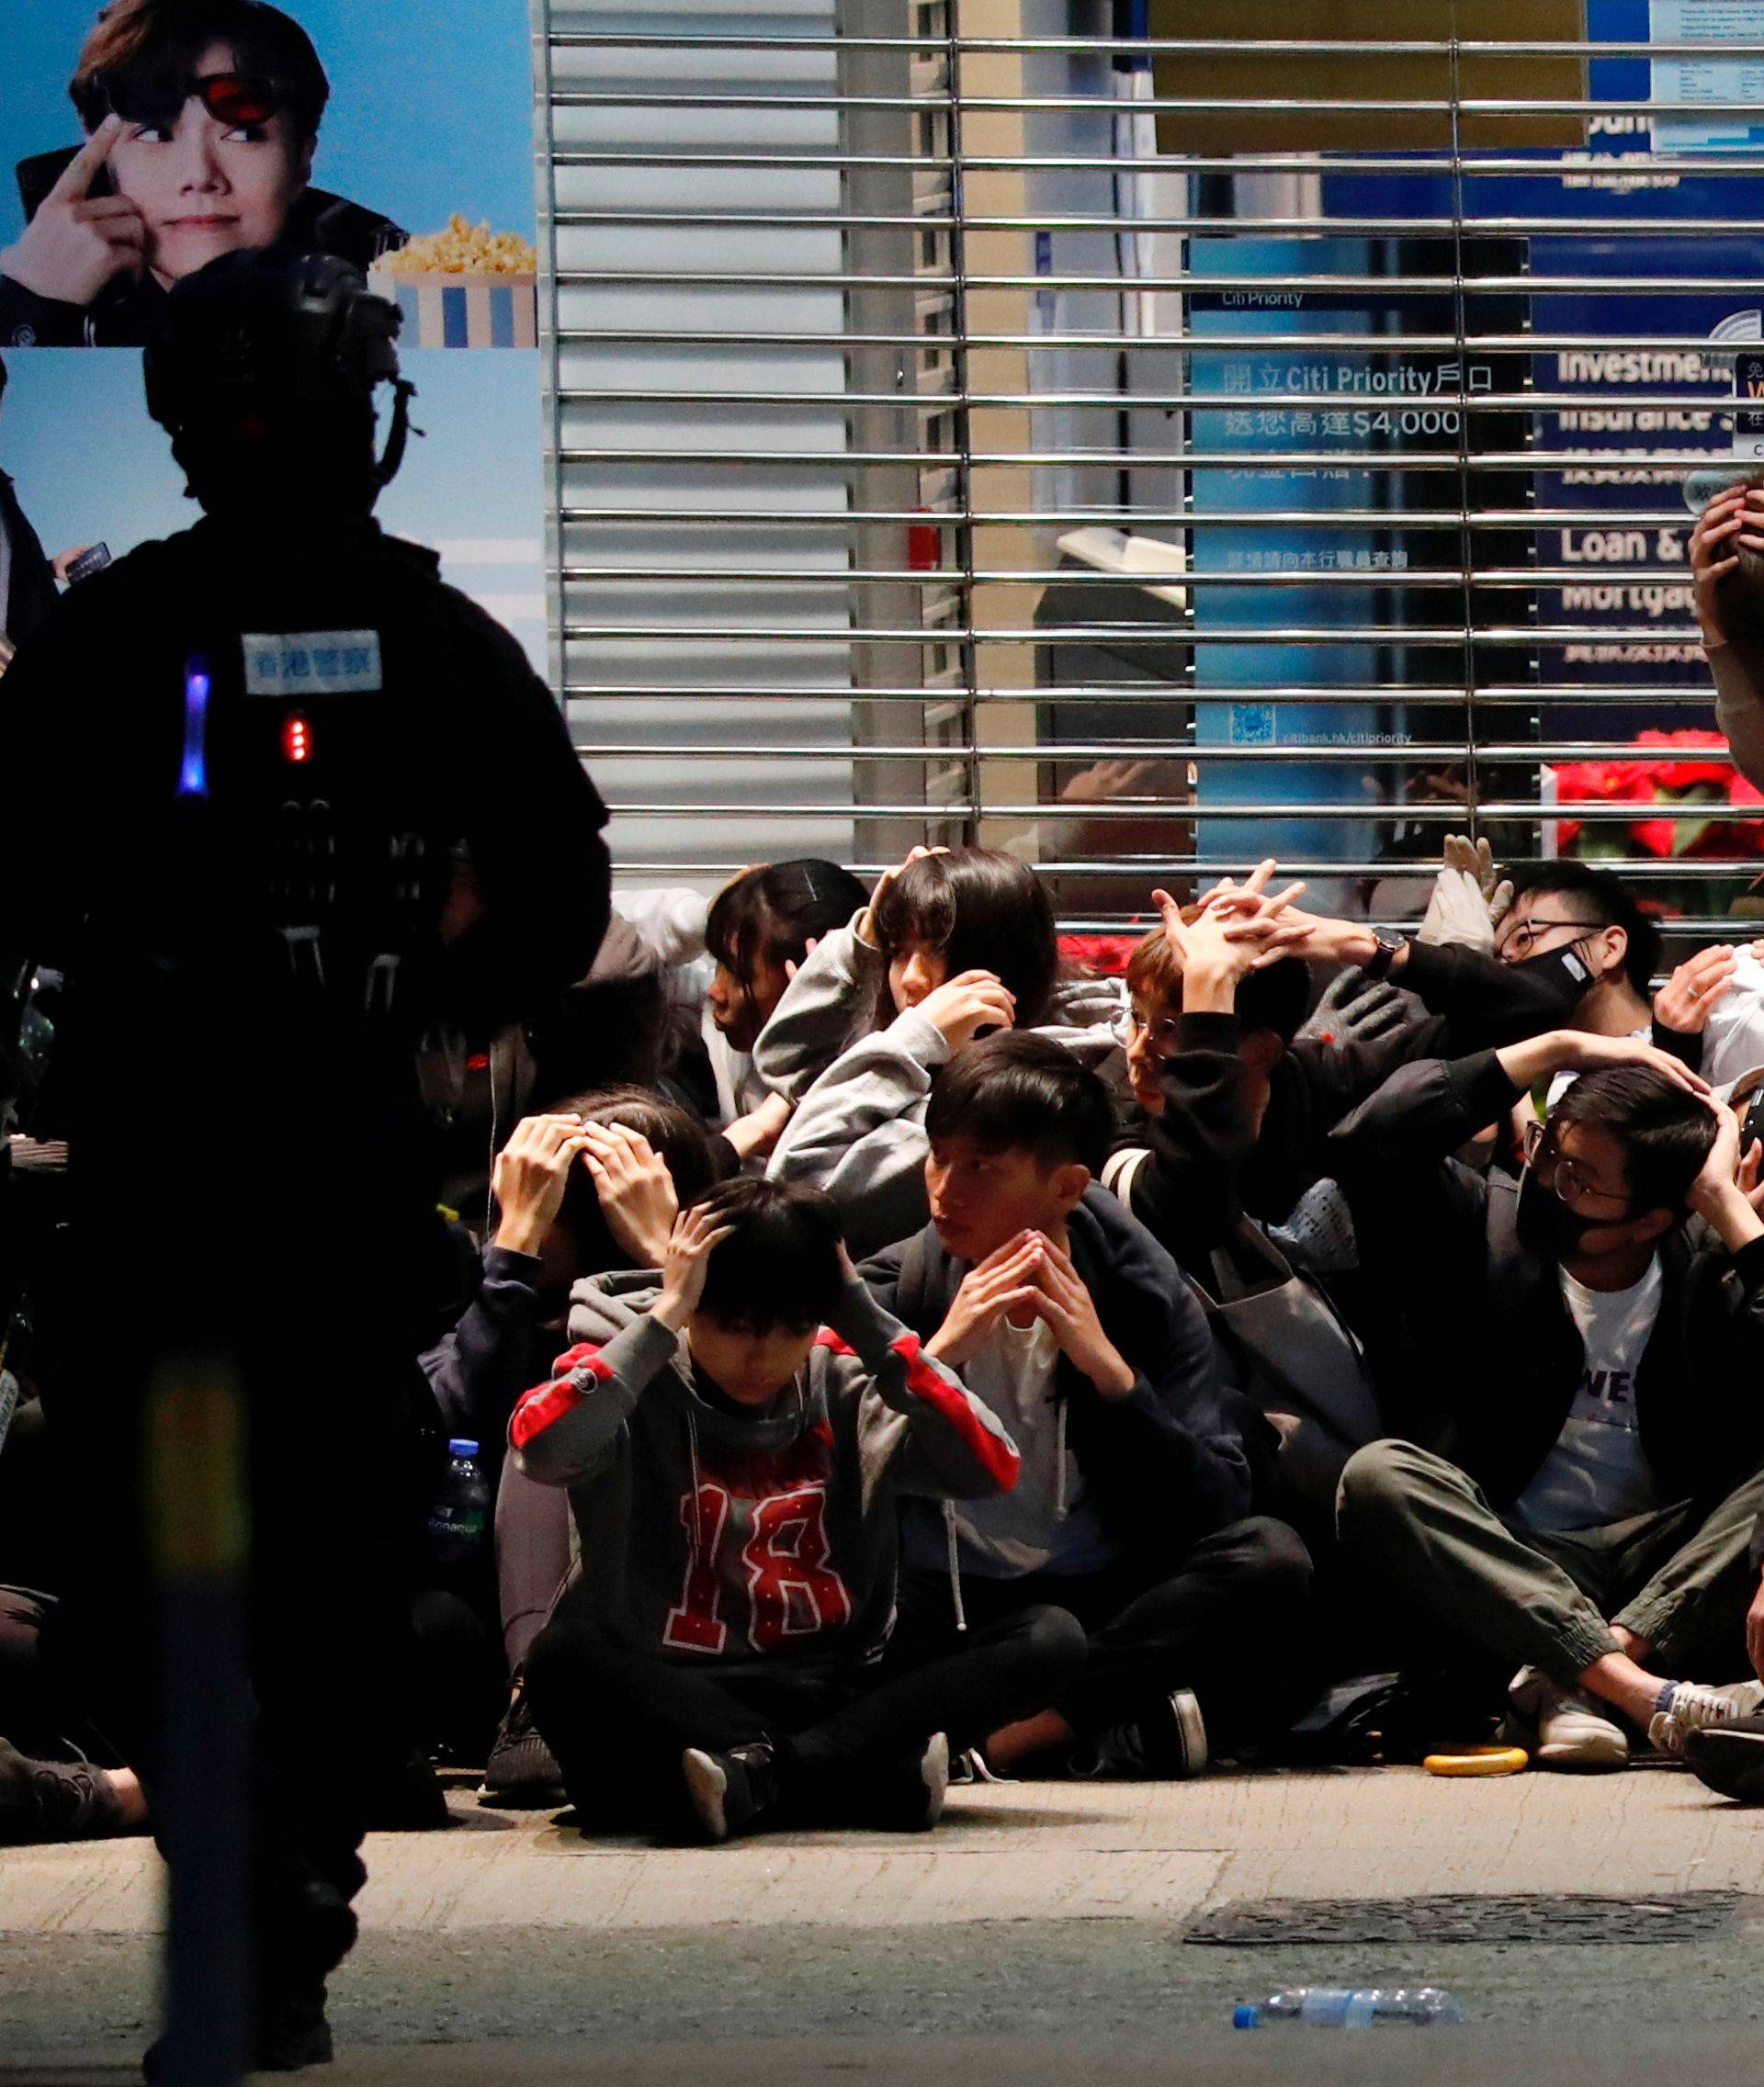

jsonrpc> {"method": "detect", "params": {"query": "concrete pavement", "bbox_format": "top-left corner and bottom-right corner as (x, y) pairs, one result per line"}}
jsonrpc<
(5, 1766), (1764, 2079)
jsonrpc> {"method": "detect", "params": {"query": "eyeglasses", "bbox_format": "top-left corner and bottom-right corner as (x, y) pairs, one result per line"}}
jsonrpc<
(1120, 1007), (1182, 1053)
(1495, 916), (1596, 962)
(1522, 1119), (1633, 1218)
(105, 72), (281, 131)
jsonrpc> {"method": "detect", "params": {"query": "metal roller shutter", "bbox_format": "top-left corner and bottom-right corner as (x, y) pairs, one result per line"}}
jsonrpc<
(541, 0), (1764, 951)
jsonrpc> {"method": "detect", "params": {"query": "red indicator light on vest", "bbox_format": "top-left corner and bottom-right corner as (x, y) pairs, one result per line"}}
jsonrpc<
(282, 712), (311, 764)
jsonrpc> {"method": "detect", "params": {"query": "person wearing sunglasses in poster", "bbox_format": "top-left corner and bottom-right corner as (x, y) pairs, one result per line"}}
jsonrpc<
(0, 0), (406, 348)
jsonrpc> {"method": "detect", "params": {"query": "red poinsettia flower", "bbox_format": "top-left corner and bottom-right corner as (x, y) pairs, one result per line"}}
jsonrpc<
(1628, 728), (1734, 793)
(1058, 932), (1139, 976)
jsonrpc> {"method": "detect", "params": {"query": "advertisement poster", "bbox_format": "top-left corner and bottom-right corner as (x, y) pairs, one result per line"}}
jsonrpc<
(1187, 239), (1523, 900)
(0, 0), (546, 671)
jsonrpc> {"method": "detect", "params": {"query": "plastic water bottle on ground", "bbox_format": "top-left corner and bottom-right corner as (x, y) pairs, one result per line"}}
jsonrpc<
(1233, 1988), (1464, 2029)
(427, 1438), (491, 1567)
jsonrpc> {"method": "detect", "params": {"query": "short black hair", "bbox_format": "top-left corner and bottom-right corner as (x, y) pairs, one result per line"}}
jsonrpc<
(706, 858), (866, 986)
(549, 1085), (726, 1274)
(1504, 861), (1660, 996)
(872, 849), (1059, 1030)
(925, 1031), (1113, 1177)
(692, 1177), (845, 1333)
(72, 0), (330, 140)
(1550, 1065), (1717, 1214)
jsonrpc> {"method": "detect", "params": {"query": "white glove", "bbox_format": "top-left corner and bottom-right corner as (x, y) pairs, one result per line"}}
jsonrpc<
(1416, 834), (1513, 953)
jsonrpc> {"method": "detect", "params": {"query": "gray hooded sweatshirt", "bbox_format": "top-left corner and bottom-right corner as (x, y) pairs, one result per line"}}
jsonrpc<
(754, 917), (1127, 1255)
(510, 1270), (1020, 1683)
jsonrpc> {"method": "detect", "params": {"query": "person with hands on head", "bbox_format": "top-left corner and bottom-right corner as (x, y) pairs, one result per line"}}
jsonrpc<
(1330, 1027), (1764, 1773)
(435, 1091), (725, 1811)
(1101, 868), (1419, 1280)
(1690, 476), (1764, 794)
(424, 1089), (722, 1463)
(759, 846), (1124, 1255)
(692, 857), (867, 1157)
(513, 1176), (1083, 1844)
(866, 1032), (1310, 1785)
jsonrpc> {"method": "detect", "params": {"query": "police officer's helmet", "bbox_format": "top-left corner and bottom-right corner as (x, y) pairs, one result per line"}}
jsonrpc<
(144, 245), (416, 489)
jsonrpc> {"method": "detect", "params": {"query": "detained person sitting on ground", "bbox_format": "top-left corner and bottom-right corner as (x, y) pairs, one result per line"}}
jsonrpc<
(700, 858), (866, 1160)
(1230, 852), (1764, 1091)
(756, 845), (1124, 1256)
(1330, 1029), (1764, 1770)
(1102, 876), (1372, 1280)
(421, 1089), (723, 1806)
(863, 1032), (1309, 1783)
(513, 1178), (1084, 1844)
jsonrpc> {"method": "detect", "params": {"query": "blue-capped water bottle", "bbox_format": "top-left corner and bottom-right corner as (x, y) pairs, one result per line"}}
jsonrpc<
(427, 1438), (491, 1567)
(1233, 1988), (1464, 2030)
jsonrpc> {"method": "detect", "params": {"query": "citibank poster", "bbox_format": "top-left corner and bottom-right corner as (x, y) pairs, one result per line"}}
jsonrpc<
(0, 0), (547, 671)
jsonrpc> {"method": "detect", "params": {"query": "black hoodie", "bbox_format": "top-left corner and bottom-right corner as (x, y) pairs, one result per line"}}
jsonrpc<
(861, 1185), (1263, 1594)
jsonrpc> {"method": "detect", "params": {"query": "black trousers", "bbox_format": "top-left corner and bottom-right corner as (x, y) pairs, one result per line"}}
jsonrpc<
(37, 994), (446, 2030)
(526, 1601), (1086, 1832)
(893, 1515), (1314, 1750)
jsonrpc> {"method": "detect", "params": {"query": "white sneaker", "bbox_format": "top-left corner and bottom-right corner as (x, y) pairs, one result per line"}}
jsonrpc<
(1647, 1679), (1764, 1759)
(1508, 1665), (1629, 1772)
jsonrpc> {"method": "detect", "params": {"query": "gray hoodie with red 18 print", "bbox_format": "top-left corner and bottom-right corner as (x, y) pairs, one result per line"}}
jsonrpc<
(510, 1272), (1020, 1684)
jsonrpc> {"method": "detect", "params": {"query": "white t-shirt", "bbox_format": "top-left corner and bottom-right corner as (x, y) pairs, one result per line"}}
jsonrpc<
(951, 1313), (1115, 1578)
(1512, 1256), (1664, 1534)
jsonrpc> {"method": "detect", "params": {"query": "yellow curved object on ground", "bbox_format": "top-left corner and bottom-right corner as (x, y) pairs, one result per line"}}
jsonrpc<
(1422, 1745), (1530, 1777)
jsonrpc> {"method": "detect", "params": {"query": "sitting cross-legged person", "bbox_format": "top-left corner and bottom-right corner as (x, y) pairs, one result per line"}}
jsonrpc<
(421, 1088), (723, 1799)
(865, 1032), (1311, 1782)
(1332, 1029), (1764, 1769)
(514, 1179), (1083, 1844)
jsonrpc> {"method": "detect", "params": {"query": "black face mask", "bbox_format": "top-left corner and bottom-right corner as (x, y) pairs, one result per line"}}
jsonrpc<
(1514, 1167), (1608, 1263)
(1509, 936), (1598, 1010)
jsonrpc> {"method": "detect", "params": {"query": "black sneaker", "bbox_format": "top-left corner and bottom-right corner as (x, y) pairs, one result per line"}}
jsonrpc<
(1071, 1687), (1208, 1781)
(363, 1744), (451, 1832)
(483, 1687), (567, 1810)
(254, 1985), (335, 2071)
(143, 1988), (333, 2082)
(876, 1732), (949, 1832)
(1685, 1710), (1764, 1800)
(0, 1738), (120, 1844)
(681, 1740), (779, 1843)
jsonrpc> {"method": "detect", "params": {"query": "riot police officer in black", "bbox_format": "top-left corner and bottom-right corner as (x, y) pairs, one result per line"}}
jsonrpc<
(0, 247), (610, 2076)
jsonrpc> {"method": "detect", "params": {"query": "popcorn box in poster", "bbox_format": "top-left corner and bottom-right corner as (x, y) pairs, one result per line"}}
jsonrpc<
(368, 271), (538, 349)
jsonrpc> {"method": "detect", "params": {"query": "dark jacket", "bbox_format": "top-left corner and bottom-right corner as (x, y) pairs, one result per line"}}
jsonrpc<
(1109, 942), (1596, 1269)
(1327, 1047), (1764, 1515)
(1, 174), (406, 347)
(0, 512), (608, 1039)
(860, 1184), (1261, 1578)
(420, 1244), (561, 1477)
(0, 470), (56, 650)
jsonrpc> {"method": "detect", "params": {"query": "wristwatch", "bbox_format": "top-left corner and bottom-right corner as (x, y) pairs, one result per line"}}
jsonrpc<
(1363, 928), (1406, 981)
